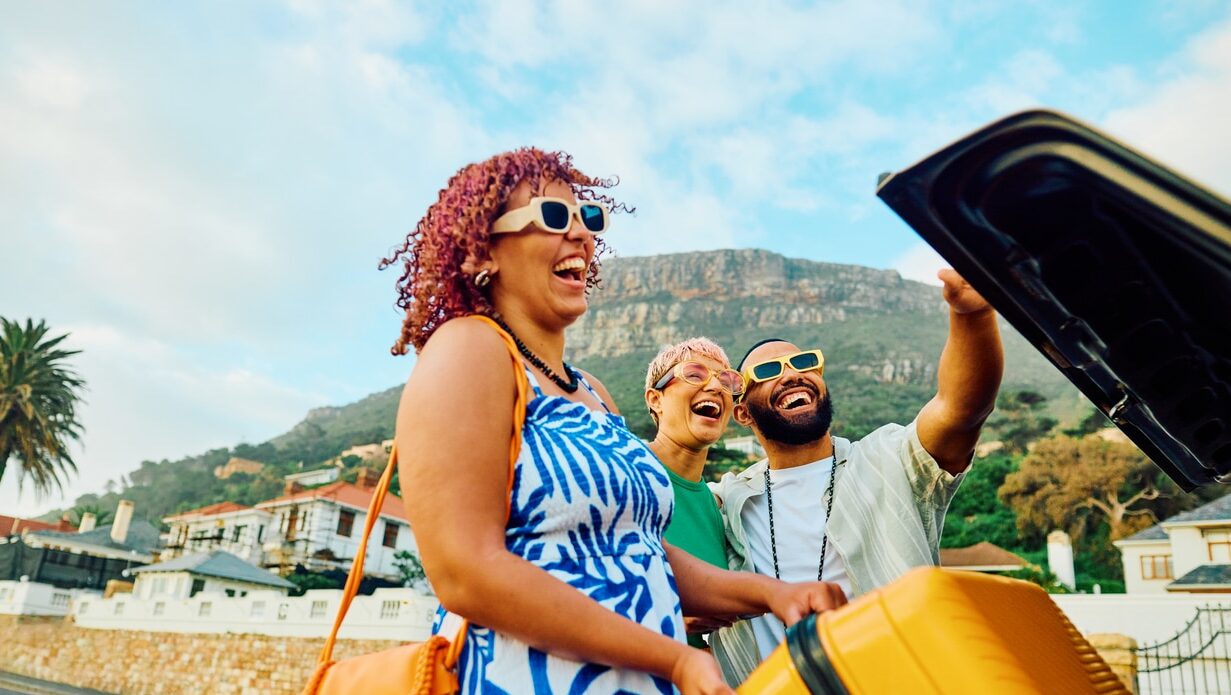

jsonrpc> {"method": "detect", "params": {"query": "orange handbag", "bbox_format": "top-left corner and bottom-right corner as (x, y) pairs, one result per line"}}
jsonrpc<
(302, 315), (530, 695)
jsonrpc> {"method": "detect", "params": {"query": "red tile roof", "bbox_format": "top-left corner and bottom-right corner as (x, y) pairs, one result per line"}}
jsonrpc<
(164, 501), (253, 521)
(940, 542), (1028, 570)
(256, 481), (407, 521)
(0, 514), (63, 536)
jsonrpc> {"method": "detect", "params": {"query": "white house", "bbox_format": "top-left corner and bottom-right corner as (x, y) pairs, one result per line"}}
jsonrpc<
(284, 466), (340, 488)
(255, 469), (417, 578)
(721, 436), (764, 460)
(161, 502), (274, 565)
(130, 550), (295, 599)
(337, 439), (394, 464)
(0, 579), (98, 616)
(1115, 492), (1231, 594)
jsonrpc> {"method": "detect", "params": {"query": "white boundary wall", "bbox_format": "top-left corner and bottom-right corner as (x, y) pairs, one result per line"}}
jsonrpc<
(73, 586), (438, 641)
(0, 580), (100, 616)
(1053, 593), (1231, 644)
(60, 580), (1231, 647)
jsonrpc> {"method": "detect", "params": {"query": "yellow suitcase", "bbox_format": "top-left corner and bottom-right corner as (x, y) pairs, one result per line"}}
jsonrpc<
(739, 567), (1129, 694)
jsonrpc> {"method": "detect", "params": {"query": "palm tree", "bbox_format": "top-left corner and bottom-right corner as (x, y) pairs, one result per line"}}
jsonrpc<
(69, 503), (112, 527)
(0, 318), (86, 496)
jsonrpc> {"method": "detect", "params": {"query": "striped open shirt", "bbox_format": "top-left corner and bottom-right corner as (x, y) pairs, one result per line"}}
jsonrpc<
(708, 420), (966, 684)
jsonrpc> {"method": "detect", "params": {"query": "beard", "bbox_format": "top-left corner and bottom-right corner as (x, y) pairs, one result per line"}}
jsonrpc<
(746, 387), (834, 446)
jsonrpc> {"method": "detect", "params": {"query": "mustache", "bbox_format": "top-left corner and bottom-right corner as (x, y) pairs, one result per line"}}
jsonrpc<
(771, 377), (819, 403)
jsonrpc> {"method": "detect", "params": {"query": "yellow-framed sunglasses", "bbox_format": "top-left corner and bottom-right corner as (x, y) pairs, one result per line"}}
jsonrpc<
(742, 349), (825, 384)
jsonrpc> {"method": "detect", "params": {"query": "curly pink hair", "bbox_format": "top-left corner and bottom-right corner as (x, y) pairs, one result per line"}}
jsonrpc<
(380, 148), (626, 355)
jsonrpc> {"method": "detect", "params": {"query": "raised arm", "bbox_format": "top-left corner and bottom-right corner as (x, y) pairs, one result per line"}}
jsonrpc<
(397, 319), (722, 692)
(916, 269), (1004, 475)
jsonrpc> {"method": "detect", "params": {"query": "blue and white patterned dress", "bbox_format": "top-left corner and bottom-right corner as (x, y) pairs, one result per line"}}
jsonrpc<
(432, 367), (685, 694)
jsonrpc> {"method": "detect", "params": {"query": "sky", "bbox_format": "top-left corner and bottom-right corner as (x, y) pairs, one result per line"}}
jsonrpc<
(2, 1), (1230, 518)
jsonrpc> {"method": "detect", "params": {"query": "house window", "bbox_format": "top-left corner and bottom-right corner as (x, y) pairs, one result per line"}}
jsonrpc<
(277, 603), (289, 620)
(114, 602), (125, 615)
(78, 602), (89, 614)
(225, 589), (236, 597)
(0, 587), (12, 601)
(1141, 554), (1175, 580)
(286, 508), (299, 540)
(382, 522), (398, 548)
(199, 602), (212, 617)
(1207, 530), (1231, 562)
(190, 579), (206, 597)
(51, 593), (70, 608)
(251, 601), (266, 618)
(257, 525), (265, 543)
(232, 525), (244, 542)
(310, 600), (328, 618)
(153, 602), (165, 616)
(380, 600), (400, 620)
(337, 510), (356, 537)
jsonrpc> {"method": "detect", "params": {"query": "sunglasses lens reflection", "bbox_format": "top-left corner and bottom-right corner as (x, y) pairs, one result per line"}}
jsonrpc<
(580, 204), (605, 232)
(752, 362), (783, 381)
(540, 201), (570, 230)
(789, 352), (820, 370)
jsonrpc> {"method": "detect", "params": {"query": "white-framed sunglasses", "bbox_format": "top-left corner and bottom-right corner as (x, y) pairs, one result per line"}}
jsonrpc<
(491, 197), (610, 235)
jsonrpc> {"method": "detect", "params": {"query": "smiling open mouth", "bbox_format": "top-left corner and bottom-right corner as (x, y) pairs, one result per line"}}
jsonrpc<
(552, 257), (586, 282)
(691, 400), (721, 419)
(776, 389), (815, 410)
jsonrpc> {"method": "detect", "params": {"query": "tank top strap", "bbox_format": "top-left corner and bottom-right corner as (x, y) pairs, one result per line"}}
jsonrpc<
(574, 369), (613, 414)
(521, 363), (546, 398)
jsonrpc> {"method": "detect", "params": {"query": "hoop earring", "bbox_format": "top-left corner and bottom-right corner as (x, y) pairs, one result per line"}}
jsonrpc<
(474, 269), (491, 288)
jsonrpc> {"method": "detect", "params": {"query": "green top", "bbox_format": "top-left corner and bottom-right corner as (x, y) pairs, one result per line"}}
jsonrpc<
(663, 465), (729, 648)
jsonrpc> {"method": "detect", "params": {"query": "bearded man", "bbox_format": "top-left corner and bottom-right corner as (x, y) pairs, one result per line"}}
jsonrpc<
(708, 269), (1004, 683)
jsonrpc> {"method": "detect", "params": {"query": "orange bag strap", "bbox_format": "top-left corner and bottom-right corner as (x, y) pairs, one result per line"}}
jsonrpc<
(314, 314), (531, 666)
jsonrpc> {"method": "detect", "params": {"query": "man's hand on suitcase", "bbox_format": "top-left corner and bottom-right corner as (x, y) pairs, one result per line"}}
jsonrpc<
(767, 581), (848, 626)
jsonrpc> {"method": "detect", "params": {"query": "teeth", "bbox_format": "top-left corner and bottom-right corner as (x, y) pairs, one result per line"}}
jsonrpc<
(779, 392), (813, 409)
(552, 257), (586, 273)
(692, 401), (721, 417)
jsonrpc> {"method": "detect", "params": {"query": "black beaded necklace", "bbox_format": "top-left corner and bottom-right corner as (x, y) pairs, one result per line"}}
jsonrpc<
(492, 315), (580, 393)
(765, 459), (838, 582)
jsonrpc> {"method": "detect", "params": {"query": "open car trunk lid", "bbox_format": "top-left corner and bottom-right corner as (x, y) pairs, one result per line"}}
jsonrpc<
(877, 109), (1231, 490)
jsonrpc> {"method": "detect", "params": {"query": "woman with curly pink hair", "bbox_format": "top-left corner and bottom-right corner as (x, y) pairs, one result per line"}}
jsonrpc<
(387, 148), (845, 694)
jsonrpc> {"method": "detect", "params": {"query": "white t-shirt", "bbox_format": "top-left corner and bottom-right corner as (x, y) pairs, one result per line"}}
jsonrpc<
(740, 456), (852, 658)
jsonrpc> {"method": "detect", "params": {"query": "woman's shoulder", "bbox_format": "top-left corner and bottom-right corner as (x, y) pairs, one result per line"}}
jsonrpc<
(422, 315), (508, 357)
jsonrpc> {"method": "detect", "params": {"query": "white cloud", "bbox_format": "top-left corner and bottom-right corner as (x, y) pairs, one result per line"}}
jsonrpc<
(0, 4), (468, 517)
(889, 242), (947, 286)
(1102, 17), (1231, 196)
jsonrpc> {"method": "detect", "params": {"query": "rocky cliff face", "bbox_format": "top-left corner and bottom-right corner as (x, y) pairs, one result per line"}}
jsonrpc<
(566, 249), (947, 361)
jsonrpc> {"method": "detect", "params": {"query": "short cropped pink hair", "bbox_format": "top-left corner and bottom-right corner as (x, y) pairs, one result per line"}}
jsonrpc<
(644, 337), (732, 391)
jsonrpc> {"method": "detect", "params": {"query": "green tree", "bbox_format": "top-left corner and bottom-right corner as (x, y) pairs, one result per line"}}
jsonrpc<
(984, 390), (1058, 454)
(941, 453), (1023, 550)
(69, 503), (112, 527)
(393, 549), (428, 590)
(998, 433), (1187, 544)
(0, 318), (86, 495)
(703, 444), (754, 482)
